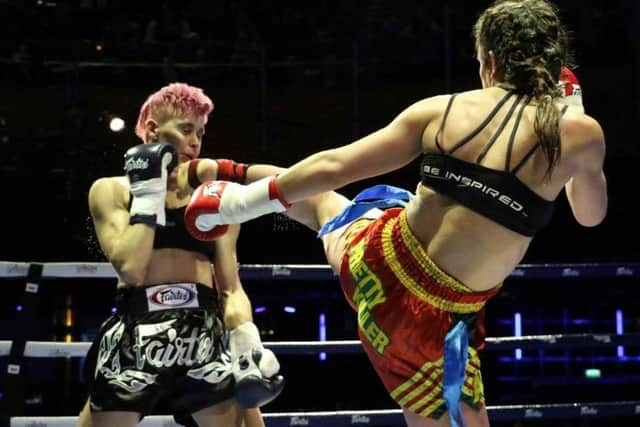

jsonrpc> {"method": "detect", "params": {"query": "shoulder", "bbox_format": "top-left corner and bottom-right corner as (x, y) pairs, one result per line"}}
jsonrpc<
(561, 111), (603, 136)
(405, 94), (455, 112)
(408, 89), (496, 119)
(560, 112), (605, 167)
(88, 176), (130, 211)
(561, 112), (605, 150)
(394, 94), (454, 125)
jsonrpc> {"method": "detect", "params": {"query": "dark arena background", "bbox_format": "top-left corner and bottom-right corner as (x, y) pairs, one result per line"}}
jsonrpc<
(1, 0), (640, 426)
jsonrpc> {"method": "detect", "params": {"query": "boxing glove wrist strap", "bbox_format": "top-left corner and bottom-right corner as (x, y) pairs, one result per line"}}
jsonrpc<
(216, 158), (250, 184)
(129, 179), (166, 226)
(229, 321), (263, 361)
(188, 159), (252, 190)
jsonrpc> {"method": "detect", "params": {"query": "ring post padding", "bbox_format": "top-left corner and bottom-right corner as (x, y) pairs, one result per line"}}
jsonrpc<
(1, 263), (43, 422)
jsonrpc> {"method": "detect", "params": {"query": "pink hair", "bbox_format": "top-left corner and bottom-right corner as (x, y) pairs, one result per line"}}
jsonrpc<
(135, 82), (214, 140)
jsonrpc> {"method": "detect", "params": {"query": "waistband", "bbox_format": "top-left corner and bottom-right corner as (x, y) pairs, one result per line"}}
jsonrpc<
(116, 283), (218, 314)
(381, 210), (500, 313)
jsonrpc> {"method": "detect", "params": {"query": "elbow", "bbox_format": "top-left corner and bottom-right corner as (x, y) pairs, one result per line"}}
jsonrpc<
(578, 215), (606, 228)
(113, 258), (148, 285)
(576, 205), (607, 228)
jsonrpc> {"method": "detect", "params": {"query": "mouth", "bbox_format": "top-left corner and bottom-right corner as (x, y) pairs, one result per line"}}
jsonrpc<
(179, 153), (194, 162)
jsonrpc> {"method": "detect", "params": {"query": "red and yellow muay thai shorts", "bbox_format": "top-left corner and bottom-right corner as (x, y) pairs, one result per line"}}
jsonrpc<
(339, 208), (501, 419)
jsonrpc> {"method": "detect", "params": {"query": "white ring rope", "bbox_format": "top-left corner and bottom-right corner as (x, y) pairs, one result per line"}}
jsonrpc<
(1, 261), (639, 280)
(10, 402), (640, 426)
(3, 261), (640, 424)
(2, 333), (639, 358)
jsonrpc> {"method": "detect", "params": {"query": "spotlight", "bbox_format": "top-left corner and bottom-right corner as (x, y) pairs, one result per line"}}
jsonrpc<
(99, 111), (126, 133)
(109, 116), (125, 132)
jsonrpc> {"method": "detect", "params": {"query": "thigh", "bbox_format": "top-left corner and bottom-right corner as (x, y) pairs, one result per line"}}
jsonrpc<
(321, 227), (349, 273)
(89, 412), (141, 427)
(322, 216), (377, 273)
(76, 399), (92, 427)
(77, 400), (140, 427)
(191, 398), (247, 427)
(242, 408), (266, 427)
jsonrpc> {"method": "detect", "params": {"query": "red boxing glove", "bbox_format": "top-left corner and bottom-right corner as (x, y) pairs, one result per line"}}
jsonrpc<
(184, 181), (230, 241)
(558, 66), (584, 113)
(185, 176), (290, 235)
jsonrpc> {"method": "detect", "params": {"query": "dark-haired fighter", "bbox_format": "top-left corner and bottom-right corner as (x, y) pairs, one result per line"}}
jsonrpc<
(182, 1), (606, 426)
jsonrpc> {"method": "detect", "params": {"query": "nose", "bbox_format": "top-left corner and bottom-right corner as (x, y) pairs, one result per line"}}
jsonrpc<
(188, 135), (202, 149)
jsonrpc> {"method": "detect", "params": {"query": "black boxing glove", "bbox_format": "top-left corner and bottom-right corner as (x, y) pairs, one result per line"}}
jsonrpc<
(124, 142), (177, 226)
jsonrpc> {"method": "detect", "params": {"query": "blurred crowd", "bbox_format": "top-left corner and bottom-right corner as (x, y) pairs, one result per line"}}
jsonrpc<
(1, 0), (451, 65)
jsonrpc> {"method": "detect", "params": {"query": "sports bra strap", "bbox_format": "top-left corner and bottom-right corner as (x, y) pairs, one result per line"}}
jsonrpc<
(505, 95), (531, 172)
(434, 94), (458, 153)
(447, 90), (514, 154)
(476, 94), (525, 163)
(510, 101), (570, 174)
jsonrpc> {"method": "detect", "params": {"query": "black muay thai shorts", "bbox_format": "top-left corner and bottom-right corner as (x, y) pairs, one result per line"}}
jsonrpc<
(84, 283), (234, 421)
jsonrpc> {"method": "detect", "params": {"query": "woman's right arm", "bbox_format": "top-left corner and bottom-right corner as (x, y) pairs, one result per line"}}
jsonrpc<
(564, 116), (608, 227)
(88, 177), (156, 284)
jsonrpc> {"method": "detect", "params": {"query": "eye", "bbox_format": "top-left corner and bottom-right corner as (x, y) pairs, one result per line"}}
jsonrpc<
(179, 124), (194, 135)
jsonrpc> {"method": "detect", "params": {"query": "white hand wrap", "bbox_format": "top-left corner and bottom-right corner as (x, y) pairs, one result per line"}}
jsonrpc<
(196, 177), (289, 230)
(129, 152), (173, 226)
(230, 321), (280, 378)
(229, 321), (263, 361)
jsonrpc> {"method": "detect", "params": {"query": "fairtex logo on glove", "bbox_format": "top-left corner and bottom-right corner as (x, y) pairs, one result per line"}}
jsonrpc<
(145, 283), (199, 311)
(203, 181), (226, 198)
(124, 157), (150, 172)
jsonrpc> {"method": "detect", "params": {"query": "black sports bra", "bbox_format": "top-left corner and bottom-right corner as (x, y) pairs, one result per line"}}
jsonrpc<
(420, 91), (566, 236)
(128, 196), (215, 259)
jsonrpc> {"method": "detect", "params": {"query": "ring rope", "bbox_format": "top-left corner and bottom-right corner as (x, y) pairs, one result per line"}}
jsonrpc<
(1, 261), (639, 280)
(3, 262), (639, 424)
(1, 333), (639, 358)
(9, 401), (640, 426)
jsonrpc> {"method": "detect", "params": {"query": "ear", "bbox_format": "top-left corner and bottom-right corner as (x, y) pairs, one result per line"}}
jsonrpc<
(487, 50), (499, 84)
(144, 118), (159, 143)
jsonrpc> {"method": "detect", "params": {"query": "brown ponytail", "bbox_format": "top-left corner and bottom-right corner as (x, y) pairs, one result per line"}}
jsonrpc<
(474, 0), (572, 178)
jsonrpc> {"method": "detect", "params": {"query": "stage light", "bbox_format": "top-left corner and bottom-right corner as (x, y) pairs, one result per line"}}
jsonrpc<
(584, 368), (601, 379)
(514, 312), (522, 360)
(319, 313), (327, 361)
(616, 309), (624, 358)
(99, 111), (126, 133)
(109, 116), (125, 132)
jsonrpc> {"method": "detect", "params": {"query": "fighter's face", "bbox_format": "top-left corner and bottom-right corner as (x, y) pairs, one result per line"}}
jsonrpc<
(154, 113), (206, 164)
